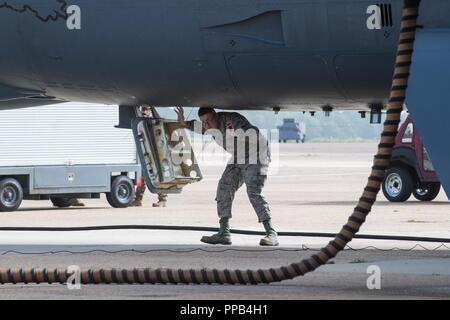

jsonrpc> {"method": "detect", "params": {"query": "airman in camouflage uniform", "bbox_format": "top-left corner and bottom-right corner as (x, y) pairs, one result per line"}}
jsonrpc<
(176, 107), (278, 246)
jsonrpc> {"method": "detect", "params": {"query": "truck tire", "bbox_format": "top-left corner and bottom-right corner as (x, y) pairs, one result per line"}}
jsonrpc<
(51, 197), (77, 208)
(413, 182), (441, 202)
(106, 176), (135, 208)
(0, 178), (24, 212)
(382, 167), (413, 202)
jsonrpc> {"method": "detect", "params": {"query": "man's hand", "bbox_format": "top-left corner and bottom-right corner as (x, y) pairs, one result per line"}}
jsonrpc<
(175, 107), (187, 127)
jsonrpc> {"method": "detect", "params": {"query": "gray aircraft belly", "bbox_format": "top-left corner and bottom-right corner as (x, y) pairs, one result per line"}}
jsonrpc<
(0, 0), (449, 110)
(0, 0), (408, 110)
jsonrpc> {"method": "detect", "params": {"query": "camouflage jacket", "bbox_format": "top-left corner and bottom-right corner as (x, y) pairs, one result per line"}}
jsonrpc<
(186, 112), (270, 165)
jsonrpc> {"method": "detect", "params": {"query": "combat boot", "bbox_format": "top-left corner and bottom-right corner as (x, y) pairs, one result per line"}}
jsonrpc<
(72, 199), (85, 207)
(260, 220), (279, 246)
(152, 194), (167, 207)
(201, 218), (232, 245)
(130, 190), (144, 207)
(130, 200), (142, 207)
(152, 201), (166, 207)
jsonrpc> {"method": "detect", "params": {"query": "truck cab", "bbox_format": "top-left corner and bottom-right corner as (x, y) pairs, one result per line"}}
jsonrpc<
(382, 114), (441, 202)
(278, 118), (305, 143)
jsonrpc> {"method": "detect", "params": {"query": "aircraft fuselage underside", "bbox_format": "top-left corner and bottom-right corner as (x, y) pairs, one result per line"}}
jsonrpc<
(0, 0), (449, 111)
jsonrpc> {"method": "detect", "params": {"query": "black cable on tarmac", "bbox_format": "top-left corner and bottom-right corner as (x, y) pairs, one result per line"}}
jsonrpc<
(0, 0), (423, 285)
(0, 225), (449, 243)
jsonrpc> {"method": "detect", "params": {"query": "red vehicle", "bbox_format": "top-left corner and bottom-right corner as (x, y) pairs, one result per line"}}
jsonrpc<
(382, 115), (441, 202)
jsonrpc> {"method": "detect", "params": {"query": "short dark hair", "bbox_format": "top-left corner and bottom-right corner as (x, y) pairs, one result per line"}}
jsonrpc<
(198, 107), (215, 117)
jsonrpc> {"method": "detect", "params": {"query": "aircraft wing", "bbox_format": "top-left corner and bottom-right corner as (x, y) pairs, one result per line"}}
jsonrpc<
(0, 84), (66, 109)
(406, 28), (450, 198)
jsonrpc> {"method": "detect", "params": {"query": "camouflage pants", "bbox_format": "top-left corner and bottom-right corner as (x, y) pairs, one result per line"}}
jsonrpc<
(156, 193), (168, 202)
(216, 164), (271, 223)
(135, 179), (147, 202)
(135, 179), (167, 202)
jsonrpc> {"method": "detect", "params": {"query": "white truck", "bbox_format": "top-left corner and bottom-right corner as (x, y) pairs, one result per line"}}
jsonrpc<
(0, 103), (141, 212)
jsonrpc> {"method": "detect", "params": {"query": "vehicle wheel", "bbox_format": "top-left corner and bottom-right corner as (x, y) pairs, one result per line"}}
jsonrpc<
(106, 176), (135, 208)
(382, 167), (414, 202)
(413, 182), (441, 202)
(51, 197), (77, 208)
(0, 178), (23, 212)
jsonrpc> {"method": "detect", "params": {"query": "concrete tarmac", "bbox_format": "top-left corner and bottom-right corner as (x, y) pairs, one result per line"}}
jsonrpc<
(0, 143), (449, 299)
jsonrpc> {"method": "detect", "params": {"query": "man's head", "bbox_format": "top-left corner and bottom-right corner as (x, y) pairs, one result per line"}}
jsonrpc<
(140, 106), (152, 118)
(198, 107), (219, 130)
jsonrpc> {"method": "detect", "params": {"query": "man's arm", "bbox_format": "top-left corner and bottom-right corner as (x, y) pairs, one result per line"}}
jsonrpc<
(175, 107), (204, 133)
